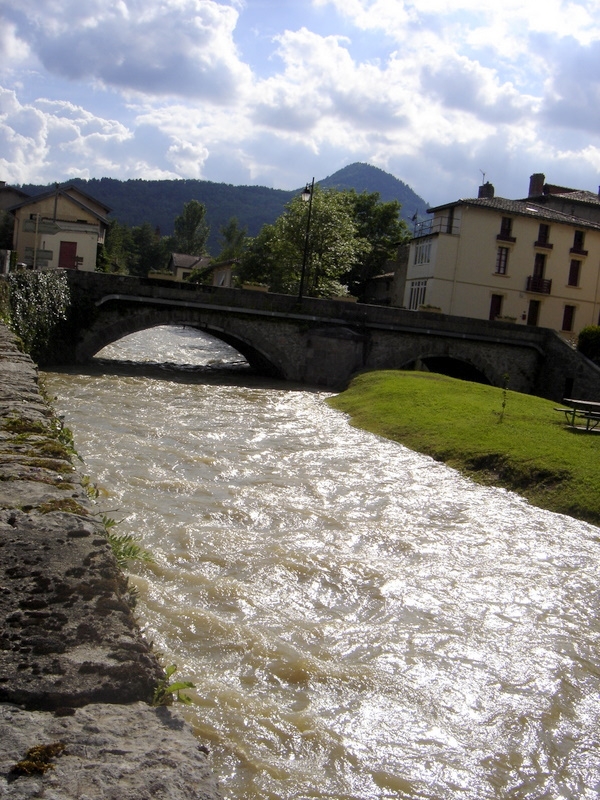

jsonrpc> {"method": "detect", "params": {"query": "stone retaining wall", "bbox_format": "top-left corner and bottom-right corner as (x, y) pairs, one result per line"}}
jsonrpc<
(0, 326), (221, 799)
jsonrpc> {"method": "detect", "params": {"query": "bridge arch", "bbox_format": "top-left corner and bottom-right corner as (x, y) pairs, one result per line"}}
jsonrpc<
(400, 353), (492, 385)
(369, 333), (508, 388)
(74, 305), (286, 379)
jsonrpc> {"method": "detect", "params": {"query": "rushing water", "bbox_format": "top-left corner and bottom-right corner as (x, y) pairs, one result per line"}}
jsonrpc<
(43, 326), (600, 799)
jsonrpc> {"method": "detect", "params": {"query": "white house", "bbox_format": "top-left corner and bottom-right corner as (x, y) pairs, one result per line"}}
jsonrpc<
(403, 174), (600, 339)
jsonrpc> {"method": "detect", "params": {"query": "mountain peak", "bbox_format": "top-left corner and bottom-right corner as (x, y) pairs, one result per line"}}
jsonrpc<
(318, 163), (428, 217)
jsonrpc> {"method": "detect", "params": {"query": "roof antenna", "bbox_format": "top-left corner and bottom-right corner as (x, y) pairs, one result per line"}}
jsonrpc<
(480, 169), (486, 184)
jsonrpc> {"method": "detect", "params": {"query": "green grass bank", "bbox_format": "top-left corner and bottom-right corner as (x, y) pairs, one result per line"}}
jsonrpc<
(327, 371), (600, 526)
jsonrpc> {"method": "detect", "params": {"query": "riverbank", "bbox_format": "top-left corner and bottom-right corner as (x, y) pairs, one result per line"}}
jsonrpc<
(0, 326), (221, 799)
(328, 370), (600, 526)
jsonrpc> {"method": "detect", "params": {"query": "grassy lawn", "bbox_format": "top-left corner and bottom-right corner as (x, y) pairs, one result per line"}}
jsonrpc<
(327, 371), (600, 526)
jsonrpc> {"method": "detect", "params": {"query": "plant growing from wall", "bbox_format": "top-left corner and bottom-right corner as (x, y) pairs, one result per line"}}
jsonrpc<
(0, 279), (11, 324)
(10, 742), (66, 777)
(152, 664), (195, 706)
(101, 515), (154, 568)
(8, 271), (71, 362)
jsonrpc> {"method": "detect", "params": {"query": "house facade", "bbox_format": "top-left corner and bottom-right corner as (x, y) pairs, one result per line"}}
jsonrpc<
(10, 185), (110, 272)
(403, 174), (600, 339)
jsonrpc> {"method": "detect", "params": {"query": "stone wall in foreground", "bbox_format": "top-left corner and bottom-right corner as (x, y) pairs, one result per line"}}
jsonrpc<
(0, 325), (221, 799)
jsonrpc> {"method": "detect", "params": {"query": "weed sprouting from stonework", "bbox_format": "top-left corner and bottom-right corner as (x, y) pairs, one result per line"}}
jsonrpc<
(10, 742), (66, 777)
(152, 664), (195, 706)
(101, 515), (154, 569)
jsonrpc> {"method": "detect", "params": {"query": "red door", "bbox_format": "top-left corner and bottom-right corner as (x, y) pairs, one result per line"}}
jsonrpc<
(59, 241), (78, 269)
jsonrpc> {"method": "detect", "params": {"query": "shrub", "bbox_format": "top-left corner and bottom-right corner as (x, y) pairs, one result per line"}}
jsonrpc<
(577, 325), (600, 362)
(8, 271), (71, 362)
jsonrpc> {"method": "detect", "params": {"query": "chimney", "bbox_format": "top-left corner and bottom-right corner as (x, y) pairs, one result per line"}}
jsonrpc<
(528, 173), (545, 197)
(478, 182), (494, 199)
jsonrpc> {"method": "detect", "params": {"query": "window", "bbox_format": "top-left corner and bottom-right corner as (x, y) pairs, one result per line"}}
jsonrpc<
(537, 223), (550, 244)
(408, 279), (427, 310)
(495, 246), (509, 274)
(562, 305), (576, 332)
(535, 223), (552, 248)
(445, 207), (455, 234)
(497, 216), (516, 243)
(572, 230), (586, 253)
(533, 252), (546, 278)
(414, 240), (432, 265)
(568, 259), (581, 287)
(500, 217), (512, 238)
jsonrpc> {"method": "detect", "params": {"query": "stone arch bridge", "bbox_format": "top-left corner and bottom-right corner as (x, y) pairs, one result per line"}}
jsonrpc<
(52, 272), (600, 402)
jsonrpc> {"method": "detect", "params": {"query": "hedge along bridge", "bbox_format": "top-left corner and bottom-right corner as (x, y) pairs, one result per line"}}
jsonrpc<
(51, 271), (600, 402)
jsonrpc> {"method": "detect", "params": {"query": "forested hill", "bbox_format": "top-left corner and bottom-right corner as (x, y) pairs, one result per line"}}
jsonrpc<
(20, 163), (428, 254)
(319, 163), (427, 218)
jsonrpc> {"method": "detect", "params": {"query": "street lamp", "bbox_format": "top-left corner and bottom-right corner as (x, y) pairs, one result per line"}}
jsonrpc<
(298, 177), (314, 301)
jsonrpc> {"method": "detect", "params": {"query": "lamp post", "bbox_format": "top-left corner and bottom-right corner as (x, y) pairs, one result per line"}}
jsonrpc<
(298, 177), (314, 301)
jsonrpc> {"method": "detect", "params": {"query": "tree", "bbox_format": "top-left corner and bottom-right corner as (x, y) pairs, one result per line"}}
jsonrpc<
(238, 187), (369, 297)
(98, 221), (135, 273)
(130, 222), (169, 276)
(578, 326), (600, 364)
(342, 191), (411, 298)
(214, 216), (247, 262)
(172, 199), (209, 256)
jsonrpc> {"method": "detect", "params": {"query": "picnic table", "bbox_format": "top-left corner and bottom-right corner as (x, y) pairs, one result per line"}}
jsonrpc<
(555, 398), (600, 431)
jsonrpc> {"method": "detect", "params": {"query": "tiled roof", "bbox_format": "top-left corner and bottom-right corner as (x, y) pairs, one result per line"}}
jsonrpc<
(429, 196), (600, 231)
(539, 189), (600, 206)
(171, 253), (206, 269)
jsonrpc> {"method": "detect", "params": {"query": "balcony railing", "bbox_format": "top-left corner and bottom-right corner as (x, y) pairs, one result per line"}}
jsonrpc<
(413, 217), (460, 238)
(526, 276), (552, 294)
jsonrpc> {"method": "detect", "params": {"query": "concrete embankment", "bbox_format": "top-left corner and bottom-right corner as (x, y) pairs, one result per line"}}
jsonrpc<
(0, 326), (221, 799)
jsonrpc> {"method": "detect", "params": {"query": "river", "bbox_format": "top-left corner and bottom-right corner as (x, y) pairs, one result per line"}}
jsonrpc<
(42, 325), (600, 800)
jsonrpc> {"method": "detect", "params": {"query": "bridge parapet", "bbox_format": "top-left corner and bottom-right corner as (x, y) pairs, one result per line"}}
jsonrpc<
(65, 271), (548, 344)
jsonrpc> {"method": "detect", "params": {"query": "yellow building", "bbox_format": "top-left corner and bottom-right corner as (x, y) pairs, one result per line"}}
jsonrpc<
(10, 184), (110, 272)
(404, 175), (600, 338)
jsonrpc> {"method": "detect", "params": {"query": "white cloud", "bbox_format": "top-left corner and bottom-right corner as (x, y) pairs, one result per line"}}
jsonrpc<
(1, 0), (600, 209)
(2, 0), (252, 102)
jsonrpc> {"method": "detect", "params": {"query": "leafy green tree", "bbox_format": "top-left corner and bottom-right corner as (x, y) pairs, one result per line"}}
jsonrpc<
(238, 187), (369, 297)
(98, 221), (135, 273)
(214, 216), (247, 262)
(578, 326), (600, 363)
(130, 222), (169, 276)
(172, 199), (209, 256)
(342, 191), (410, 298)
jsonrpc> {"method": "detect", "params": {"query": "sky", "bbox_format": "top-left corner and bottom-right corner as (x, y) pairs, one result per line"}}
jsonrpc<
(2, 0), (600, 207)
